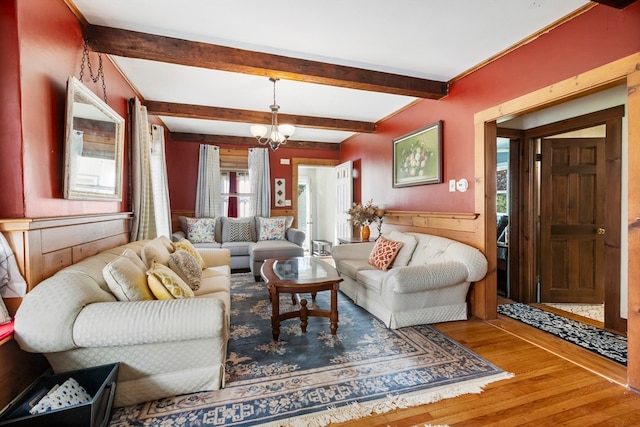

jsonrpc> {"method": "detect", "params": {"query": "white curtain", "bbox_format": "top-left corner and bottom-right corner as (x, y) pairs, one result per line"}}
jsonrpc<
(130, 99), (172, 240)
(150, 124), (172, 237)
(248, 147), (271, 217)
(130, 97), (154, 241)
(195, 144), (222, 217)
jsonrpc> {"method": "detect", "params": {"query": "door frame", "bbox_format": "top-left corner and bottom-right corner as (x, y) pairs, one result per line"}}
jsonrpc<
(496, 128), (523, 302)
(476, 52), (640, 387)
(518, 106), (625, 332)
(291, 158), (341, 237)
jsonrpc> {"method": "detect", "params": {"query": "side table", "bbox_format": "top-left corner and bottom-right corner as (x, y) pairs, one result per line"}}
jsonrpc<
(337, 237), (371, 245)
(311, 240), (332, 256)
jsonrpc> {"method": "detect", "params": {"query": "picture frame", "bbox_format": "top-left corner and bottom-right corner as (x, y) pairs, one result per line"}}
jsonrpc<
(392, 120), (443, 188)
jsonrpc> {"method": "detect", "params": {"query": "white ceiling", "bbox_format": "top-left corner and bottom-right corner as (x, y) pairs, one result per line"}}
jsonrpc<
(69, 0), (593, 145)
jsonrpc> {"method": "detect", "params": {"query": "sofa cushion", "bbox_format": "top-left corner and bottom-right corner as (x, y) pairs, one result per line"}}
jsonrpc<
(368, 237), (404, 271)
(221, 241), (250, 257)
(172, 239), (206, 269)
(147, 262), (195, 299)
(169, 249), (202, 290)
(257, 216), (286, 241)
(249, 240), (304, 261)
(103, 249), (155, 301)
(186, 217), (217, 243)
(223, 217), (253, 242)
(335, 259), (375, 280)
(202, 265), (231, 279)
(385, 231), (418, 267)
(197, 274), (231, 295)
(357, 269), (386, 294)
(141, 238), (172, 268)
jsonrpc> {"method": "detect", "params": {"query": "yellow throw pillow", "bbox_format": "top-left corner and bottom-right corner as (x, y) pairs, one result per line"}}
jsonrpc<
(147, 262), (195, 300)
(172, 239), (206, 269)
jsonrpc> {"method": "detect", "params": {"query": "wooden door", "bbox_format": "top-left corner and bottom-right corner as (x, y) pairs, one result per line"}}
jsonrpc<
(539, 137), (605, 303)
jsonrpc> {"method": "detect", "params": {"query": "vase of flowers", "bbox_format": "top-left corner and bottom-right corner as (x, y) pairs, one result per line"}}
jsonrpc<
(347, 199), (380, 240)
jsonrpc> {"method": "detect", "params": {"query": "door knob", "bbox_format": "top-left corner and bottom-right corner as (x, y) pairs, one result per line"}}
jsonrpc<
(596, 228), (606, 235)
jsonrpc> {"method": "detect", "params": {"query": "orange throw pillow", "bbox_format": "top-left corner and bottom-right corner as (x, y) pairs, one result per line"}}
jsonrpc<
(368, 237), (404, 271)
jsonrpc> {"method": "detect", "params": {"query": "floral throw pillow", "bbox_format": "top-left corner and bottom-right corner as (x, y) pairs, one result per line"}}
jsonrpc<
(368, 236), (404, 271)
(258, 217), (286, 241)
(186, 217), (216, 243)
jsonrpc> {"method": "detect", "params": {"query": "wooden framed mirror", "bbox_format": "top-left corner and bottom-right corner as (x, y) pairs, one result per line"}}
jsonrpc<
(63, 76), (124, 201)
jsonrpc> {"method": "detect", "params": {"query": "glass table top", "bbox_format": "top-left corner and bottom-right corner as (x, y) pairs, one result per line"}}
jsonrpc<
(272, 257), (338, 283)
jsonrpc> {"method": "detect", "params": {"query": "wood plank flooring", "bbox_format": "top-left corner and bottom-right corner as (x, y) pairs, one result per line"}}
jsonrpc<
(331, 317), (640, 427)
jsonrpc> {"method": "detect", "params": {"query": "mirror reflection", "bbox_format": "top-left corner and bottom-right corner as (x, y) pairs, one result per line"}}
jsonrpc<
(63, 76), (124, 201)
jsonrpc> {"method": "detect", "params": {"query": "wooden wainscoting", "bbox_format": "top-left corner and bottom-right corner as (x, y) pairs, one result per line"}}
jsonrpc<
(0, 212), (132, 315)
(382, 210), (480, 247)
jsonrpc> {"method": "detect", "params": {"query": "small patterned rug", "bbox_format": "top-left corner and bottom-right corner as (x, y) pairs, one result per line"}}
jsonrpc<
(498, 303), (627, 365)
(110, 273), (512, 427)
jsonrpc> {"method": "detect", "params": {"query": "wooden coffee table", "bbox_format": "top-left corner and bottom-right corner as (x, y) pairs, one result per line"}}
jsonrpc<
(261, 257), (343, 341)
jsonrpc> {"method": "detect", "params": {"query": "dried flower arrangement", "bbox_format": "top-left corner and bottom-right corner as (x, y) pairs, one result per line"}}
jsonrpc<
(347, 199), (381, 226)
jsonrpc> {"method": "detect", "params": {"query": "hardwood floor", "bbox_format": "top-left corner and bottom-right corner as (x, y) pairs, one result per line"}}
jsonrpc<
(331, 317), (640, 427)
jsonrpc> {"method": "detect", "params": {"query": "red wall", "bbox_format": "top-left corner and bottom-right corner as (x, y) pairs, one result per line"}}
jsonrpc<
(0, 1), (24, 218)
(167, 139), (340, 210)
(342, 3), (640, 213)
(0, 0), (136, 218)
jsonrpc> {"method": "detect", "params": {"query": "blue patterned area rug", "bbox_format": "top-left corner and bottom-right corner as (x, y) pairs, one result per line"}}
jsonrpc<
(497, 303), (627, 365)
(110, 273), (512, 427)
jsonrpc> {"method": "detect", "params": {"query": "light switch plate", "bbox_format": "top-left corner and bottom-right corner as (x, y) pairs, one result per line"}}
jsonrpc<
(449, 179), (456, 192)
(285, 200), (291, 206)
(280, 158), (290, 165)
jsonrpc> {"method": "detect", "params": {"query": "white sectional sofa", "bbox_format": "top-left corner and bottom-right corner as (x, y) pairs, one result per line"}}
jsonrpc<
(331, 231), (488, 329)
(172, 215), (305, 278)
(13, 236), (231, 407)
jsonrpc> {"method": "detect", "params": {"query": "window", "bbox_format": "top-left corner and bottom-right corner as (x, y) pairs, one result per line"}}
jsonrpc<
(220, 149), (251, 217)
(221, 171), (252, 217)
(496, 137), (509, 216)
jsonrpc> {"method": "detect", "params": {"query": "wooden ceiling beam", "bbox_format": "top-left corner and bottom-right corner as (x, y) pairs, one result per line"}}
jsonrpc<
(591, 0), (637, 8)
(170, 132), (340, 151)
(146, 101), (376, 133)
(85, 25), (448, 99)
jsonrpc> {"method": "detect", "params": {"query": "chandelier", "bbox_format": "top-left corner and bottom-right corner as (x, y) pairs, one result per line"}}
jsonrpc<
(250, 78), (295, 151)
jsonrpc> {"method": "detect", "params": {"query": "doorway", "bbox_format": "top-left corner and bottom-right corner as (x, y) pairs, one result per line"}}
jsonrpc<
(502, 105), (625, 335)
(292, 158), (341, 251)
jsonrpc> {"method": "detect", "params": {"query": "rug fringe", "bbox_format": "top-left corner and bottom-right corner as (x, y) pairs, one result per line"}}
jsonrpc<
(259, 372), (514, 427)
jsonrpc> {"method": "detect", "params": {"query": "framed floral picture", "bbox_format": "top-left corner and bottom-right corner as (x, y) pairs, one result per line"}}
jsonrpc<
(392, 120), (443, 187)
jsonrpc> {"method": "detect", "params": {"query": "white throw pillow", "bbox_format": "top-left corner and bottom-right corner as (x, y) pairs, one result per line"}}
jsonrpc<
(385, 231), (418, 267)
(103, 250), (154, 301)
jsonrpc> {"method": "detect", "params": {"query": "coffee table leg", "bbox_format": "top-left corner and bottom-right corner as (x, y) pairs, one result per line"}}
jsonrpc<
(270, 287), (280, 341)
(330, 287), (338, 335)
(300, 298), (308, 333)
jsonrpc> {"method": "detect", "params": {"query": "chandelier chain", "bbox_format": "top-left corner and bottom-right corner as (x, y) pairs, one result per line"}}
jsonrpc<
(79, 39), (108, 103)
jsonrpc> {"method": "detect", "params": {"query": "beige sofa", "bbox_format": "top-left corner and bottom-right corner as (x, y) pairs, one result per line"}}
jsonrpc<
(173, 215), (305, 278)
(13, 236), (231, 407)
(331, 231), (488, 329)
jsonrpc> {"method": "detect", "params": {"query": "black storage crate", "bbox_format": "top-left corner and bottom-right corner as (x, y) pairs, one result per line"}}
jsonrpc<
(0, 363), (118, 427)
